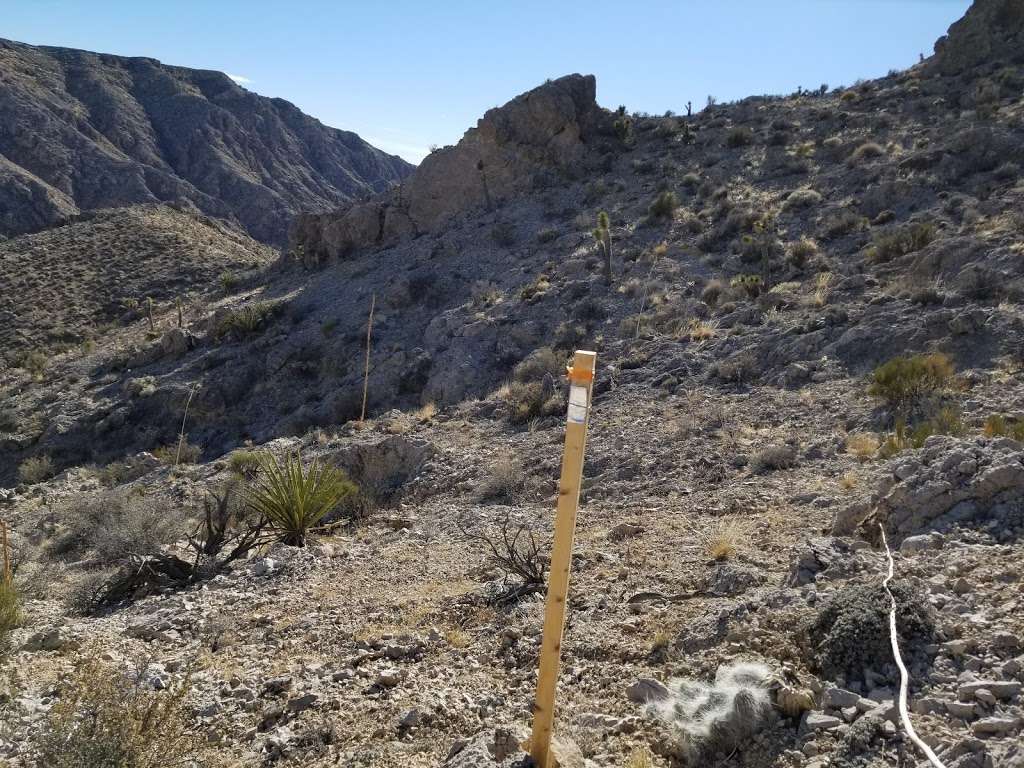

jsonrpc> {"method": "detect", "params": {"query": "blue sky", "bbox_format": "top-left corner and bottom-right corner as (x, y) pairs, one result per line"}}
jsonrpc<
(4, 1), (970, 163)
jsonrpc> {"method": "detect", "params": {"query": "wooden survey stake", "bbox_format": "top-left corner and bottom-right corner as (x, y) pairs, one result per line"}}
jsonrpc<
(530, 349), (597, 768)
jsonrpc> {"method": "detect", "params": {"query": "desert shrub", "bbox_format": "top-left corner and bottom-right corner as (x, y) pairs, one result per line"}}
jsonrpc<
(866, 221), (936, 264)
(215, 301), (280, 340)
(458, 514), (547, 605)
(868, 352), (954, 417)
(955, 265), (1002, 300)
(17, 350), (48, 379)
(806, 581), (934, 686)
(750, 444), (797, 473)
(982, 414), (1024, 441)
(648, 191), (679, 221)
(33, 654), (199, 768)
(820, 210), (867, 240)
(701, 279), (727, 307)
(519, 273), (551, 302)
(513, 347), (565, 383)
(681, 172), (702, 189)
(491, 222), (517, 247)
(227, 449), (262, 478)
(535, 226), (560, 244)
(478, 451), (527, 502)
(0, 407), (16, 433)
(0, 566), (19, 647)
(687, 517), (748, 561)
(653, 662), (773, 763)
(848, 142), (885, 165)
(877, 407), (964, 459)
(501, 380), (563, 424)
(713, 350), (760, 384)
(152, 441), (202, 466)
(786, 237), (819, 269)
(246, 453), (356, 546)
(55, 490), (185, 564)
(18, 455), (55, 485)
(219, 271), (239, 293)
(783, 188), (822, 211)
(725, 126), (754, 148)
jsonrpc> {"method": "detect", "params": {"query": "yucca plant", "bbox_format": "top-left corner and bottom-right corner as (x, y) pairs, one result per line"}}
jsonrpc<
(246, 453), (356, 546)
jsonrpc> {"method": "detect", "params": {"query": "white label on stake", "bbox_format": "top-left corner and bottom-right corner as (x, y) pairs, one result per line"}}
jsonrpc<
(567, 384), (589, 423)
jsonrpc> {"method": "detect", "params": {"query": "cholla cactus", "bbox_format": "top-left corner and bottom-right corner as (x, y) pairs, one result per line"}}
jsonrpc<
(653, 662), (773, 762)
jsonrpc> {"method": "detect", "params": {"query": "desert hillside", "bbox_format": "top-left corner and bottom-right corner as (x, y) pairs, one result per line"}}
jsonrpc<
(0, 38), (413, 245)
(1, 2), (1024, 768)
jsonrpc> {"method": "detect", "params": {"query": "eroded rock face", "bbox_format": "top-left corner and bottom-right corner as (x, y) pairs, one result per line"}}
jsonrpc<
(291, 74), (605, 261)
(835, 436), (1024, 542)
(0, 38), (412, 245)
(930, 0), (1024, 75)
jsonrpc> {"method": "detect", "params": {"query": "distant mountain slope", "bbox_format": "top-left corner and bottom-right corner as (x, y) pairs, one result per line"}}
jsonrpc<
(0, 205), (275, 355)
(0, 39), (413, 245)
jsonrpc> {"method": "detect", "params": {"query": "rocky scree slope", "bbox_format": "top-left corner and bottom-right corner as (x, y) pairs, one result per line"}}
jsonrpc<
(0, 38), (413, 245)
(0, 205), (275, 357)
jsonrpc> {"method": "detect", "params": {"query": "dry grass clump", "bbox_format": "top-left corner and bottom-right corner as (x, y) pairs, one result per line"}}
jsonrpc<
(848, 141), (886, 165)
(17, 455), (55, 485)
(32, 653), (200, 768)
(783, 188), (822, 211)
(478, 451), (527, 502)
(1, 526), (19, 647)
(750, 444), (797, 474)
(982, 414), (1024, 441)
(626, 746), (656, 768)
(687, 517), (749, 562)
(838, 472), (858, 491)
(846, 433), (880, 461)
(415, 402), (438, 422)
(725, 126), (754, 148)
(682, 318), (718, 342)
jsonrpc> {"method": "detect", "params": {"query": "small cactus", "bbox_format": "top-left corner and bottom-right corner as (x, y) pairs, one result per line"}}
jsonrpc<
(651, 662), (773, 762)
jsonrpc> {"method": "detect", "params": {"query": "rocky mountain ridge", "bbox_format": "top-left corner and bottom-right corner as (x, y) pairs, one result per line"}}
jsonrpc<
(0, 38), (413, 245)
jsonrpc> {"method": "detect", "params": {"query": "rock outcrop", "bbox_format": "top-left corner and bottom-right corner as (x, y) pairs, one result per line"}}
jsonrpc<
(0, 38), (413, 245)
(930, 0), (1024, 75)
(290, 74), (606, 261)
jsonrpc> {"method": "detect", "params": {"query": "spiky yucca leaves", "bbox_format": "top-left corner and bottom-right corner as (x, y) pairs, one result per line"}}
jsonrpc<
(653, 662), (773, 762)
(246, 453), (357, 546)
(594, 211), (612, 285)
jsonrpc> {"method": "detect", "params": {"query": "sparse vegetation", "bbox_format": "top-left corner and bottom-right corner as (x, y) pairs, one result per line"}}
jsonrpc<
(17, 455), (55, 485)
(725, 126), (754, 148)
(982, 414), (1024, 441)
(787, 236), (819, 269)
(846, 433), (881, 461)
(866, 221), (936, 264)
(868, 352), (955, 418)
(848, 141), (885, 165)
(458, 514), (547, 605)
(33, 654), (200, 768)
(215, 300), (281, 340)
(227, 449), (262, 478)
(648, 190), (678, 221)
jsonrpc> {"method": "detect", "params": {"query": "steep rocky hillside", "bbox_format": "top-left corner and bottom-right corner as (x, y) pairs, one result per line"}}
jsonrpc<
(0, 39), (413, 245)
(1, 3), (1024, 768)
(0, 205), (275, 357)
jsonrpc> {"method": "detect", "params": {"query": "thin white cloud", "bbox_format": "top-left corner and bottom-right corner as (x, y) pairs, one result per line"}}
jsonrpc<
(366, 136), (430, 164)
(227, 73), (253, 85)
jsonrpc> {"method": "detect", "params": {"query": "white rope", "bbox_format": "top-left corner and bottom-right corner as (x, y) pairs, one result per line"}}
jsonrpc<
(878, 524), (947, 768)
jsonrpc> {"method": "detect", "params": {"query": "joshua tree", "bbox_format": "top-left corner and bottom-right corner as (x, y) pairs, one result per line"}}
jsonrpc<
(594, 211), (612, 285)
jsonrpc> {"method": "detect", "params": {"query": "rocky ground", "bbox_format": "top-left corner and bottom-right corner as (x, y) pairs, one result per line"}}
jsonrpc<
(1, 1), (1024, 766)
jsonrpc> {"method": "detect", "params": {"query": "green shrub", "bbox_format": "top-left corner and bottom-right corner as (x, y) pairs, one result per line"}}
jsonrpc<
(820, 210), (867, 240)
(227, 449), (262, 478)
(34, 654), (200, 768)
(866, 222), (936, 263)
(725, 126), (754, 148)
(152, 441), (202, 466)
(18, 455), (55, 485)
(18, 350), (48, 380)
(648, 191), (679, 221)
(869, 353), (955, 417)
(501, 381), (563, 424)
(219, 271), (239, 294)
(246, 453), (357, 546)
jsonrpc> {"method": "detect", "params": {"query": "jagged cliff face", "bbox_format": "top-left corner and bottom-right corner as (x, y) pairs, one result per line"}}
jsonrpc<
(0, 39), (413, 245)
(931, 0), (1024, 74)
(290, 74), (608, 261)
